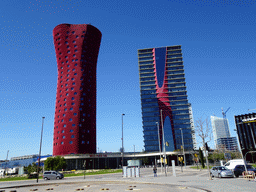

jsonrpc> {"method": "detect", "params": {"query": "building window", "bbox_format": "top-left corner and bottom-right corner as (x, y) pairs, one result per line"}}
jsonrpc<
(83, 113), (86, 116)
(79, 124), (82, 127)
(71, 87), (74, 90)
(64, 108), (67, 111)
(63, 124), (66, 127)
(70, 129), (73, 132)
(72, 97), (75, 100)
(64, 103), (66, 106)
(74, 73), (77, 76)
(79, 108), (82, 111)
(75, 64), (78, 66)
(61, 130), (64, 133)
(61, 119), (64, 122)
(61, 142), (64, 145)
(71, 102), (75, 105)
(71, 135), (75, 138)
(66, 93), (69, 96)
(81, 103), (84, 106)
(63, 114), (65, 117)
(71, 78), (74, 80)
(66, 79), (69, 81)
(70, 107), (73, 110)
(65, 84), (68, 86)
(87, 141), (89, 144)
(67, 74), (69, 77)
(82, 141), (85, 144)
(63, 136), (65, 139)
(81, 98), (84, 101)
(66, 88), (68, 91)
(69, 141), (73, 144)
(87, 130), (90, 133)
(64, 98), (67, 101)
(72, 82), (75, 85)
(74, 92), (77, 95)
(83, 93), (86, 96)
(72, 124), (75, 127)
(69, 118), (72, 121)
(74, 113), (77, 116)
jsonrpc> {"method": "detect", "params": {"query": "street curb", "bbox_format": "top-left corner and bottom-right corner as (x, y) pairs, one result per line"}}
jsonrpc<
(0, 179), (211, 192)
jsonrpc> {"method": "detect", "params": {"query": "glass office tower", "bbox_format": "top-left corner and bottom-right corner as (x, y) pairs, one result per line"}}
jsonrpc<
(138, 45), (195, 152)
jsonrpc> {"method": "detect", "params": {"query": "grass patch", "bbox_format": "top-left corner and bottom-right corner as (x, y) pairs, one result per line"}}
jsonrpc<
(0, 169), (122, 182)
(0, 176), (43, 182)
(190, 166), (212, 169)
(64, 169), (122, 177)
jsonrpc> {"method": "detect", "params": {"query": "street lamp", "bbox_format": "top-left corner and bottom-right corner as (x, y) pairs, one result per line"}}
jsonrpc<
(156, 122), (163, 173)
(180, 128), (186, 167)
(121, 113), (125, 175)
(37, 117), (45, 183)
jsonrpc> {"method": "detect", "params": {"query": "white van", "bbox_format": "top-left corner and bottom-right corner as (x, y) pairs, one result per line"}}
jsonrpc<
(224, 159), (247, 170)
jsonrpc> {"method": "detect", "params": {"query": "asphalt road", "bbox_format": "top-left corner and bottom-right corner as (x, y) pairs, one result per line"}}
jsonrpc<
(1, 167), (256, 192)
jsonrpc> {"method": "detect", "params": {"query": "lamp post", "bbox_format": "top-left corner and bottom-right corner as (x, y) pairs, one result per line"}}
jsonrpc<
(37, 117), (45, 183)
(180, 128), (186, 167)
(156, 122), (162, 173)
(121, 113), (125, 175)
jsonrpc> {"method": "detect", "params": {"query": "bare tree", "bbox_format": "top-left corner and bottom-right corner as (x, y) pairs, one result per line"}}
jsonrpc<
(195, 116), (212, 180)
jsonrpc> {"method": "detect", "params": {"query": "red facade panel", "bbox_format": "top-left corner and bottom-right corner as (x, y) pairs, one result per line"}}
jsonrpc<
(52, 24), (102, 156)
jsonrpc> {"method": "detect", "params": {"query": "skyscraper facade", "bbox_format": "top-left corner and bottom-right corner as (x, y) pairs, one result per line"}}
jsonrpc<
(52, 24), (102, 156)
(235, 113), (256, 156)
(138, 45), (195, 152)
(211, 116), (238, 151)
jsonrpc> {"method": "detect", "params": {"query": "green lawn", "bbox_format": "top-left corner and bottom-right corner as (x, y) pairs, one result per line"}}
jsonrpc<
(190, 165), (213, 169)
(0, 169), (122, 182)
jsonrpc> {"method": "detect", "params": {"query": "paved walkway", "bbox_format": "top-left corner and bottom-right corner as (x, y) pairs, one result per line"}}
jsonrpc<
(1, 167), (256, 192)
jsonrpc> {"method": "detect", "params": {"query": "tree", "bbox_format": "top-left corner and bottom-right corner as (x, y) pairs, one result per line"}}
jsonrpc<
(199, 147), (205, 168)
(44, 156), (67, 171)
(24, 162), (42, 178)
(195, 116), (212, 179)
(119, 147), (125, 153)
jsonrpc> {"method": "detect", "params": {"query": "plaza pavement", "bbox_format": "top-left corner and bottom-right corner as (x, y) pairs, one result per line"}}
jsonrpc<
(0, 166), (256, 192)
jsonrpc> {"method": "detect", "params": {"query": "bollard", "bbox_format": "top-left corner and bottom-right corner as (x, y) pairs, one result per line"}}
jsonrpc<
(172, 160), (176, 177)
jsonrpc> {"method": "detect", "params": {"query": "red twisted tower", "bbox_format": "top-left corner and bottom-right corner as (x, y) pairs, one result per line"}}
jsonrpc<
(52, 24), (102, 156)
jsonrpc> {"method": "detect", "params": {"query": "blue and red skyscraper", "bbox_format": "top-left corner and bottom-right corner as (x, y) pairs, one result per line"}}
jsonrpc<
(138, 46), (196, 152)
(52, 24), (102, 156)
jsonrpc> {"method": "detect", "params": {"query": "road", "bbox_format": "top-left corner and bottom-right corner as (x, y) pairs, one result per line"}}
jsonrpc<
(1, 167), (256, 192)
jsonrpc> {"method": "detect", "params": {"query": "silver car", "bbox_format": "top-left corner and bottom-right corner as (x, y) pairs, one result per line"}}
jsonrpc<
(43, 171), (64, 180)
(210, 166), (234, 178)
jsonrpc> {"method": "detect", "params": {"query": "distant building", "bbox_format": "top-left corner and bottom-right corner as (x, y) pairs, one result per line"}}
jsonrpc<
(211, 116), (238, 151)
(52, 24), (102, 156)
(138, 45), (195, 152)
(234, 113), (256, 160)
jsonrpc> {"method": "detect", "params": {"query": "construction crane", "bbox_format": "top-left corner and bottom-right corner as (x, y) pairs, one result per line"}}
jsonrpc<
(222, 107), (231, 151)
(222, 107), (230, 119)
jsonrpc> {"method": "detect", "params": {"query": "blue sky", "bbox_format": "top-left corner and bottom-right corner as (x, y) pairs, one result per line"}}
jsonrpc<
(0, 0), (256, 160)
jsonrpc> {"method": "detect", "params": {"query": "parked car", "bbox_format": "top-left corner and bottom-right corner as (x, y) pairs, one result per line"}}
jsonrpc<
(43, 171), (64, 180)
(233, 165), (256, 178)
(224, 159), (246, 170)
(210, 166), (234, 178)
